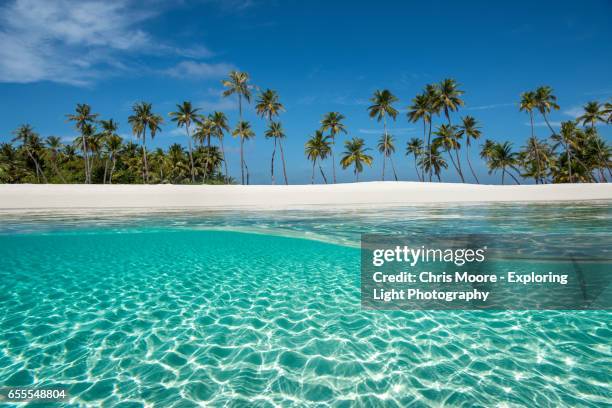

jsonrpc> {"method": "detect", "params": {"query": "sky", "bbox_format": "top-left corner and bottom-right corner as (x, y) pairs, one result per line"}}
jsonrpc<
(0, 0), (610, 184)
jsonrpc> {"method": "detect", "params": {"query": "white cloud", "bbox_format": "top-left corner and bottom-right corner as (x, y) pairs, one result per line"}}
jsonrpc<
(563, 105), (583, 119)
(164, 61), (235, 79)
(465, 103), (515, 111)
(0, 0), (225, 86)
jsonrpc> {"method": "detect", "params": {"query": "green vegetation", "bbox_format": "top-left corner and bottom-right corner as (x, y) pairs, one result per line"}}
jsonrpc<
(1, 72), (610, 185)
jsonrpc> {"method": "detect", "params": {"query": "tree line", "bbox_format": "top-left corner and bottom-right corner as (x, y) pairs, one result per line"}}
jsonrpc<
(1, 71), (610, 185)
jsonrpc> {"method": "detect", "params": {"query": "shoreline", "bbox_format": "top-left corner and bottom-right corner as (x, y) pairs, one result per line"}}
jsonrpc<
(0, 182), (610, 211)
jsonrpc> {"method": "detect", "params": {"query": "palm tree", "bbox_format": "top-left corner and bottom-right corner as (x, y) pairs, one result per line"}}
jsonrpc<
(128, 102), (163, 183)
(407, 93), (430, 181)
(519, 91), (544, 183)
(368, 90), (398, 178)
(534, 86), (560, 136)
(437, 78), (464, 125)
(194, 118), (214, 147)
(222, 71), (252, 184)
(208, 111), (230, 182)
(553, 121), (580, 183)
(577, 101), (606, 129)
(265, 122), (288, 185)
(583, 126), (611, 179)
(169, 101), (201, 183)
(433, 124), (463, 181)
(406, 137), (424, 181)
(603, 101), (612, 124)
(485, 142), (521, 185)
(12, 125), (47, 183)
(320, 112), (347, 184)
(419, 144), (447, 182)
(304, 130), (331, 184)
(457, 116), (482, 183)
(66, 103), (98, 183)
(341, 137), (373, 182)
(106, 135), (122, 184)
(377, 133), (398, 181)
(99, 119), (118, 184)
(256, 89), (285, 184)
(45, 136), (67, 183)
(520, 137), (550, 184)
(232, 121), (255, 184)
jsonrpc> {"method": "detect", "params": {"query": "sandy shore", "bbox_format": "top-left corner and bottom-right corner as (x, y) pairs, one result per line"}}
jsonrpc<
(0, 182), (610, 210)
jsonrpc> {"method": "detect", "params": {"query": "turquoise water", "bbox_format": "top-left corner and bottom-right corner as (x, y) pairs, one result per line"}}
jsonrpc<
(0, 203), (611, 407)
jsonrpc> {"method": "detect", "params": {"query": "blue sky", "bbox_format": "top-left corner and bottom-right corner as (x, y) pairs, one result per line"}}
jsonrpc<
(0, 0), (610, 184)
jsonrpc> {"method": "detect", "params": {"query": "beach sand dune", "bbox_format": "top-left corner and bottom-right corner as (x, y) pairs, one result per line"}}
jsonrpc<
(1, 182), (610, 210)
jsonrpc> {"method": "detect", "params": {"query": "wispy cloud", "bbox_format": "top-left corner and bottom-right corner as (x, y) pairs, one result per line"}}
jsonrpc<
(0, 0), (227, 86)
(359, 127), (414, 135)
(465, 103), (515, 111)
(563, 105), (583, 119)
(163, 61), (235, 80)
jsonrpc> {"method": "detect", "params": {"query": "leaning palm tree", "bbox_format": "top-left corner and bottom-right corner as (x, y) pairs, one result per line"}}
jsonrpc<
(66, 103), (98, 183)
(406, 137), (424, 181)
(437, 78), (464, 125)
(486, 142), (521, 185)
(368, 90), (399, 167)
(208, 111), (230, 182)
(341, 137), (373, 182)
(304, 130), (331, 184)
(377, 133), (398, 181)
(534, 86), (560, 136)
(45, 136), (67, 183)
(265, 122), (288, 185)
(603, 101), (612, 124)
(232, 121), (255, 185)
(457, 116), (482, 183)
(256, 89), (285, 184)
(12, 125), (47, 183)
(576, 101), (606, 129)
(407, 93), (430, 181)
(320, 112), (347, 184)
(169, 101), (201, 183)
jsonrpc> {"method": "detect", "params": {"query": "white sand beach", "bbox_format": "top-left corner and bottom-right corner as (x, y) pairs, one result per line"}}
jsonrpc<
(0, 182), (610, 210)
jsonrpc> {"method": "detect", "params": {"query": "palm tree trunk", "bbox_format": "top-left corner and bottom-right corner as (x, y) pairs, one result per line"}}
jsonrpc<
(311, 159), (316, 184)
(142, 142), (149, 184)
(381, 154), (386, 181)
(454, 146), (465, 183)
(319, 164), (328, 184)
(542, 113), (557, 136)
(240, 137), (245, 185)
(185, 125), (195, 183)
(421, 119), (427, 181)
(501, 166), (506, 185)
(446, 148), (461, 180)
(81, 133), (89, 183)
(110, 156), (116, 184)
(413, 154), (421, 181)
(529, 112), (542, 184)
(466, 142), (480, 184)
(270, 137), (276, 184)
(245, 159), (250, 185)
(427, 121), (433, 182)
(279, 139), (288, 185)
(382, 117), (388, 181)
(355, 168), (359, 182)
(331, 134), (336, 184)
(27, 149), (47, 183)
(390, 156), (398, 181)
(103, 157), (109, 184)
(508, 168), (521, 185)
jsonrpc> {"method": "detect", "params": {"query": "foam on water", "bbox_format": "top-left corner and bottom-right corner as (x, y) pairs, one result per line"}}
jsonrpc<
(0, 202), (611, 407)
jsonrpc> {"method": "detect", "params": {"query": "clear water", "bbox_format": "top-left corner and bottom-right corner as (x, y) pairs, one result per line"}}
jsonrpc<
(0, 203), (610, 407)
